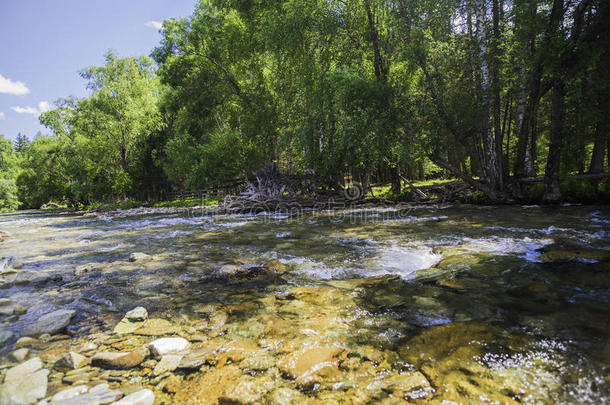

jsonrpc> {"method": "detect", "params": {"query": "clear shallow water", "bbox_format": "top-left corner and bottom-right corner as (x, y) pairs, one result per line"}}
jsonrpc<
(0, 204), (609, 403)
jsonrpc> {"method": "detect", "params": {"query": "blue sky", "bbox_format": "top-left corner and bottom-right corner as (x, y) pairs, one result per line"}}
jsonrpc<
(0, 0), (196, 141)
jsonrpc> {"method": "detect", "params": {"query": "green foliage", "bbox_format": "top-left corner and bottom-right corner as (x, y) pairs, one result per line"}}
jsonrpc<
(6, 0), (609, 207)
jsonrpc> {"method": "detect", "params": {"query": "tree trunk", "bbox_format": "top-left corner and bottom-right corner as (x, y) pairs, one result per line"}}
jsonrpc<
(543, 80), (565, 203)
(363, 0), (387, 83)
(589, 62), (609, 173)
(589, 113), (608, 173)
(391, 166), (401, 195)
(120, 147), (128, 173)
(491, 0), (504, 182)
(474, 0), (503, 191)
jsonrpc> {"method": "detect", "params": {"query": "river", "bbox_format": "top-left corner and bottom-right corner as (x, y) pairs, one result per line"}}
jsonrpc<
(0, 204), (608, 404)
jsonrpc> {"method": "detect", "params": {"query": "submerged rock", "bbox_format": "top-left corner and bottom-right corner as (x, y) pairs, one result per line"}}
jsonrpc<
(226, 320), (265, 340)
(398, 321), (529, 403)
(219, 375), (275, 404)
(113, 307), (148, 335)
(538, 247), (610, 263)
(74, 262), (110, 277)
(212, 264), (250, 278)
(0, 328), (13, 346)
(278, 347), (344, 387)
(0, 256), (22, 275)
(133, 319), (179, 336)
(129, 253), (151, 262)
(177, 347), (215, 370)
(23, 309), (76, 337)
(239, 354), (276, 371)
(383, 372), (433, 399)
(11, 271), (53, 285)
(113, 319), (144, 335)
(211, 264), (272, 280)
(268, 387), (307, 405)
(0, 357), (48, 405)
(173, 365), (242, 404)
(264, 259), (291, 274)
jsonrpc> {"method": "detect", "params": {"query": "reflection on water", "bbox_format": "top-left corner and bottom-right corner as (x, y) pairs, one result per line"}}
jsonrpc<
(0, 204), (609, 403)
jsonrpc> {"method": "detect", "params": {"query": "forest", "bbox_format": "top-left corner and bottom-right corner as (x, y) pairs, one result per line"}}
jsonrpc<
(0, 0), (608, 209)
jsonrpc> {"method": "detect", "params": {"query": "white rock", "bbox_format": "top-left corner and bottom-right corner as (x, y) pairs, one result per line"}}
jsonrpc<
(0, 357), (48, 405)
(148, 337), (189, 357)
(125, 307), (148, 322)
(111, 389), (154, 405)
(51, 385), (88, 401)
(48, 383), (122, 405)
(5, 357), (42, 381)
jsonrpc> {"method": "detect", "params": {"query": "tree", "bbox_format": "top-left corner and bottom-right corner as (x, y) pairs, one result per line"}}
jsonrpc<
(80, 52), (162, 179)
(0, 135), (19, 209)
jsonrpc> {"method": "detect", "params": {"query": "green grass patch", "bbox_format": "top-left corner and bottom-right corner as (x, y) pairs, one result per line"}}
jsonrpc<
(151, 197), (221, 208)
(411, 178), (459, 187)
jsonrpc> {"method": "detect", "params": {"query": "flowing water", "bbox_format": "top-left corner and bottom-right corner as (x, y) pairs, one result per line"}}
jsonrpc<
(0, 204), (609, 404)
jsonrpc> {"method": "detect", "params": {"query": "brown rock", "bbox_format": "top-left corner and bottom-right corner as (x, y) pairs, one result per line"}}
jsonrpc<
(91, 348), (147, 369)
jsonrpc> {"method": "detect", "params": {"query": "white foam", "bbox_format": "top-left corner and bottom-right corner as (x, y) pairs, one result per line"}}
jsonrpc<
(368, 245), (442, 278)
(458, 236), (553, 262)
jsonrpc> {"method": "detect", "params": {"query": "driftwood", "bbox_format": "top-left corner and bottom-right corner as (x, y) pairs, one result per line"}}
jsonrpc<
(399, 175), (428, 199)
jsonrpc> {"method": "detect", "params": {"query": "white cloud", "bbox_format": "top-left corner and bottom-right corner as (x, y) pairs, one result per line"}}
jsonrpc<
(0, 112), (5, 120)
(38, 101), (51, 113)
(0, 74), (30, 95)
(145, 20), (163, 30)
(11, 101), (51, 115)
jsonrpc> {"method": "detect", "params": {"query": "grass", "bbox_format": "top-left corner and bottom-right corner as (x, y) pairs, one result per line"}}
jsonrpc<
(411, 178), (460, 187)
(151, 197), (221, 208)
(371, 178), (461, 200)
